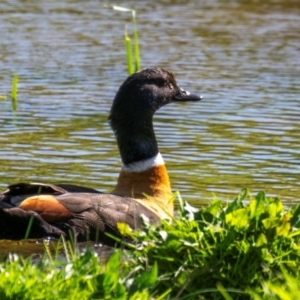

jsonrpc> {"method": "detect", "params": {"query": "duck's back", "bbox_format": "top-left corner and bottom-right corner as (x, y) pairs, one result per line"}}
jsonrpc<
(0, 186), (160, 244)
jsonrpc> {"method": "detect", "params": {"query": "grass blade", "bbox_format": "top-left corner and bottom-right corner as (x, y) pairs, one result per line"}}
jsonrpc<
(24, 214), (34, 239)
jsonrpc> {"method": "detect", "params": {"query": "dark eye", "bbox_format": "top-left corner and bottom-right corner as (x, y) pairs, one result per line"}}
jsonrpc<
(154, 77), (166, 86)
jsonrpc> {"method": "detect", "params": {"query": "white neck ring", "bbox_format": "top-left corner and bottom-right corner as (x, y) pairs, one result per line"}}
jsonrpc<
(122, 153), (165, 173)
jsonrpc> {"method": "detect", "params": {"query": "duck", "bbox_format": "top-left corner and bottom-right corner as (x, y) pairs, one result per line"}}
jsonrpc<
(0, 67), (202, 245)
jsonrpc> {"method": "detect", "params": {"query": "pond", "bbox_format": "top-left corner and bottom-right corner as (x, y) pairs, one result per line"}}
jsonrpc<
(0, 0), (299, 254)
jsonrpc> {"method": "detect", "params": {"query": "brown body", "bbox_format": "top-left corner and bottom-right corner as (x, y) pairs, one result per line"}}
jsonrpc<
(0, 165), (172, 242)
(113, 165), (173, 219)
(0, 183), (161, 244)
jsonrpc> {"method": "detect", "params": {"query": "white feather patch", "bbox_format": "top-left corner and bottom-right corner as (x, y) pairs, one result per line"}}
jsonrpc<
(122, 153), (165, 173)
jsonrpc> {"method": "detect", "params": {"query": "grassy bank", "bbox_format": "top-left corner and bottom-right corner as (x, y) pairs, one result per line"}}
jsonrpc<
(0, 189), (299, 299)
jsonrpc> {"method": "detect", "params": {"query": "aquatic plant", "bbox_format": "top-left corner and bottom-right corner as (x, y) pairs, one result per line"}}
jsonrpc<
(11, 74), (18, 111)
(111, 6), (141, 74)
(0, 74), (18, 109)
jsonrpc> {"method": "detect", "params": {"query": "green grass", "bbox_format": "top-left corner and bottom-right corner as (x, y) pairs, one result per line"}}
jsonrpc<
(0, 190), (299, 299)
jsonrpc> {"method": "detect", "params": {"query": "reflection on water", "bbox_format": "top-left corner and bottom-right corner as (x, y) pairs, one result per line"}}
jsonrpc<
(0, 238), (113, 261)
(0, 0), (300, 254)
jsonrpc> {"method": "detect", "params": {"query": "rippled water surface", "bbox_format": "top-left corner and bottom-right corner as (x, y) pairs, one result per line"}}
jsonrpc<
(0, 1), (300, 253)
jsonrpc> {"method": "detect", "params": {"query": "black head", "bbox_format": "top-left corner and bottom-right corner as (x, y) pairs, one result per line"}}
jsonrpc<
(109, 67), (201, 125)
(109, 67), (202, 165)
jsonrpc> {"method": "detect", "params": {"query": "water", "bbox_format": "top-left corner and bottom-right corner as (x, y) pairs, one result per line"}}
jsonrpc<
(0, 0), (299, 254)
